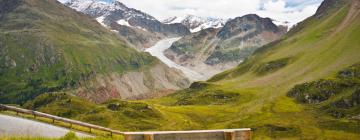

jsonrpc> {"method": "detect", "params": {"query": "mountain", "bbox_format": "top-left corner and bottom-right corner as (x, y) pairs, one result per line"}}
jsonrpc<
(62, 0), (191, 50)
(0, 0), (190, 104)
(163, 15), (228, 33)
(165, 14), (287, 78)
(8, 0), (360, 139)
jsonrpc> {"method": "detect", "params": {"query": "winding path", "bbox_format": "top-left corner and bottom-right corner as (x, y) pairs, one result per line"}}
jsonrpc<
(0, 114), (92, 138)
(146, 38), (207, 81)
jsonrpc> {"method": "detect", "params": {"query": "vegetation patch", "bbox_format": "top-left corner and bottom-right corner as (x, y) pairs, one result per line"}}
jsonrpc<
(318, 120), (360, 134)
(288, 79), (344, 104)
(174, 90), (241, 105)
(288, 63), (360, 104)
(321, 88), (360, 118)
(22, 93), (163, 131)
(256, 57), (291, 75)
(189, 82), (212, 90)
(105, 100), (161, 119)
(255, 124), (302, 139)
(288, 64), (360, 118)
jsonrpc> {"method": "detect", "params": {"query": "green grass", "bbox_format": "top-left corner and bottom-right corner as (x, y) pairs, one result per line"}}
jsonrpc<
(19, 93), (164, 131)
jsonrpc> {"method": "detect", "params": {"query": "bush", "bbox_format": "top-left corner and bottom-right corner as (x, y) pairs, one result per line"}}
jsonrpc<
(60, 132), (79, 140)
(256, 57), (291, 75)
(288, 79), (343, 103)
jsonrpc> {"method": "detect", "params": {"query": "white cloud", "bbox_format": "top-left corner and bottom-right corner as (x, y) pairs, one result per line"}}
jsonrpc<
(117, 0), (322, 27)
(263, 0), (287, 13)
(257, 0), (321, 27)
(118, 0), (261, 19)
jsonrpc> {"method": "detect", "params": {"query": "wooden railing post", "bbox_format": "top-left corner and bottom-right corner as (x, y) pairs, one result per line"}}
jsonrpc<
(237, 130), (252, 140)
(144, 134), (154, 140)
(124, 134), (132, 140)
(224, 131), (235, 140)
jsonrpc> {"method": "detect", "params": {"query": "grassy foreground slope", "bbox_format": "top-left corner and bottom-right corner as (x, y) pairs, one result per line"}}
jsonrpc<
(19, 0), (359, 139)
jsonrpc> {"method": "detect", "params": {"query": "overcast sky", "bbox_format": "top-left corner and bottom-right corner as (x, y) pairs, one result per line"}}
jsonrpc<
(67, 0), (324, 27)
(115, 0), (323, 26)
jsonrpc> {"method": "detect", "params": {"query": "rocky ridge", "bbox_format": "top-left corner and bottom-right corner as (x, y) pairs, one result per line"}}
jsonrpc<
(165, 14), (286, 78)
(163, 14), (227, 33)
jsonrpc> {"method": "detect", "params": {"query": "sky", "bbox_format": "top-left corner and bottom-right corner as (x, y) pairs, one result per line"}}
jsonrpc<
(115, 0), (323, 27)
(64, 0), (324, 27)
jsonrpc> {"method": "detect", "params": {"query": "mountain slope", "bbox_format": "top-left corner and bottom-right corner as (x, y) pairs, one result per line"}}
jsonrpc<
(165, 14), (286, 78)
(156, 0), (360, 138)
(63, 0), (190, 50)
(163, 15), (227, 33)
(0, 0), (189, 104)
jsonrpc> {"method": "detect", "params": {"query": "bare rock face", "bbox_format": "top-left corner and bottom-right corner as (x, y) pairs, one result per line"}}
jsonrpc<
(76, 63), (190, 103)
(0, 0), (22, 17)
(315, 0), (345, 18)
(217, 14), (279, 40)
(165, 14), (286, 79)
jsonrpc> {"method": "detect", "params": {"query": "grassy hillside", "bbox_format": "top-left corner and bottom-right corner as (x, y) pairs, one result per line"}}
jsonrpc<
(0, 0), (160, 104)
(5, 0), (360, 139)
(148, 0), (360, 139)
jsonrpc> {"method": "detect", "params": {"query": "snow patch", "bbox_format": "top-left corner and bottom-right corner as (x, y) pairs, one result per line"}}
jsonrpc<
(117, 19), (131, 26)
(96, 16), (108, 27)
(272, 20), (294, 31)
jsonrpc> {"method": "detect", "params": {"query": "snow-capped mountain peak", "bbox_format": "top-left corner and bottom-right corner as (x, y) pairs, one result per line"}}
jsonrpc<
(163, 15), (228, 33)
(59, 0), (190, 47)
(62, 0), (159, 29)
(63, 0), (142, 18)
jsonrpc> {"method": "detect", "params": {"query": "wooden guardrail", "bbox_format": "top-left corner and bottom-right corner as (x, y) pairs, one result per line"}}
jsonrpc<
(0, 104), (252, 140)
(123, 129), (252, 140)
(0, 104), (123, 136)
